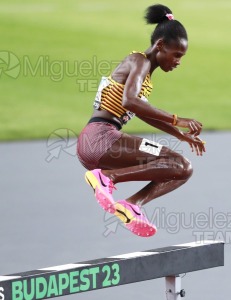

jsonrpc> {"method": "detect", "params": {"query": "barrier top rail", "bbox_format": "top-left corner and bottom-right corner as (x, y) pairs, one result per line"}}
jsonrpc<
(0, 240), (224, 300)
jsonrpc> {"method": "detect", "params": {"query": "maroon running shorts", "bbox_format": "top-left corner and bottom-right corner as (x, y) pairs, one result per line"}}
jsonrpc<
(77, 121), (122, 170)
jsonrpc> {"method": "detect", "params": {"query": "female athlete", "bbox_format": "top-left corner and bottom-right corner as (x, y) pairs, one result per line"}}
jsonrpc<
(77, 4), (205, 237)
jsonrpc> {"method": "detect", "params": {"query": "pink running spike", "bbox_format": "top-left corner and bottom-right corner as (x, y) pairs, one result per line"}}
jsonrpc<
(85, 169), (116, 213)
(114, 200), (157, 237)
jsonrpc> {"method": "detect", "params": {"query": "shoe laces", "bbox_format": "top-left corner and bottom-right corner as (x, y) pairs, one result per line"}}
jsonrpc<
(108, 180), (117, 194)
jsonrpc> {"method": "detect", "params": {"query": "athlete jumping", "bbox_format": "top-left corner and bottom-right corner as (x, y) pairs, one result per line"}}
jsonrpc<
(77, 4), (205, 237)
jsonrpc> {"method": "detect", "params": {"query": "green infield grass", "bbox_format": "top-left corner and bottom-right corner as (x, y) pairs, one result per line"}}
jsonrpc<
(0, 0), (230, 140)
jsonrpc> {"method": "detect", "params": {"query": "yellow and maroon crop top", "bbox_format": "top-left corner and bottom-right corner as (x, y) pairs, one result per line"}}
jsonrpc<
(93, 51), (153, 124)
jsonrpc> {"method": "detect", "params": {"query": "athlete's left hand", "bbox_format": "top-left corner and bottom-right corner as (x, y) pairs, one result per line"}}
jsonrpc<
(180, 132), (206, 156)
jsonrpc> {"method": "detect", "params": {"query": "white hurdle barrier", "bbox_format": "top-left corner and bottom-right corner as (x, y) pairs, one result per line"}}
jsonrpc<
(0, 240), (224, 300)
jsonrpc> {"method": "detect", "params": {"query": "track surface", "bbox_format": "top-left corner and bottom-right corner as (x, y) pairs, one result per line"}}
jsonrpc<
(0, 132), (230, 300)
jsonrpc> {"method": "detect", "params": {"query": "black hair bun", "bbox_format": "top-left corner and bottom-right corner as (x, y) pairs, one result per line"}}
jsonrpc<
(145, 4), (173, 24)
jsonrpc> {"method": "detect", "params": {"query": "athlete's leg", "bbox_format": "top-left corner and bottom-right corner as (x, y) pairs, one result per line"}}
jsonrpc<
(85, 133), (192, 237)
(125, 179), (188, 205)
(98, 133), (192, 205)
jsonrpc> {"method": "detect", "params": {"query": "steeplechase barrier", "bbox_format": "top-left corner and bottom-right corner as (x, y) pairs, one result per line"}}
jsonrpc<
(0, 240), (224, 300)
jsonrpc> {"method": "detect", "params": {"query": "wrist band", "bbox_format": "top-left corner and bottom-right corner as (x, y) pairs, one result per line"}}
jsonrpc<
(172, 114), (178, 126)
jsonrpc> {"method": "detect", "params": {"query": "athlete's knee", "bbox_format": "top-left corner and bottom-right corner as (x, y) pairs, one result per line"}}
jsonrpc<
(171, 155), (193, 180)
(181, 157), (193, 180)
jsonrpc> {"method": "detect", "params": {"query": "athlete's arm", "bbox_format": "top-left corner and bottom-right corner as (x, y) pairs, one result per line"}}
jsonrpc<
(123, 59), (202, 136)
(137, 115), (206, 156)
(137, 115), (183, 139)
(123, 61), (176, 124)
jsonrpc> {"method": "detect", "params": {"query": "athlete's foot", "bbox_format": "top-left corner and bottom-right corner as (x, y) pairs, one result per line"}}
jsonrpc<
(85, 169), (116, 213)
(114, 200), (157, 237)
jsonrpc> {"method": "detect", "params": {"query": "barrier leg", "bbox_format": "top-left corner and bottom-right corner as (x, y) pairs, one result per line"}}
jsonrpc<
(165, 276), (185, 299)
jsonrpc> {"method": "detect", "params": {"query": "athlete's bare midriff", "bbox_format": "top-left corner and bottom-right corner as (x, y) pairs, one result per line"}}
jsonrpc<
(91, 109), (123, 128)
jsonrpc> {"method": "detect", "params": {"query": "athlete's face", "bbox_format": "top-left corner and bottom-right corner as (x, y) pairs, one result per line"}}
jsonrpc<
(156, 38), (188, 72)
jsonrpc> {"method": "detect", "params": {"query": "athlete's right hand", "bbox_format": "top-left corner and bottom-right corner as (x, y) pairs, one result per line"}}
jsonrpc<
(176, 117), (203, 136)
